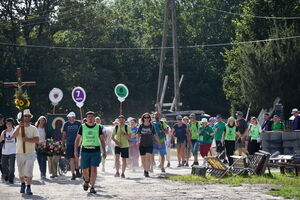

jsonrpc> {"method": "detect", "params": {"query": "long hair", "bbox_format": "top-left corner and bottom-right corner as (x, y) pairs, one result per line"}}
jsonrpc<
(35, 116), (48, 133)
(141, 112), (151, 124)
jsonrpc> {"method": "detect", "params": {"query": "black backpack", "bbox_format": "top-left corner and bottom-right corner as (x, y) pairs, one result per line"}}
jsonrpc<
(115, 125), (128, 134)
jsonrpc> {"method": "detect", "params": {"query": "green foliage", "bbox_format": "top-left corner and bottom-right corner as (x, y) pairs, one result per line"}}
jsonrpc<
(223, 0), (300, 115)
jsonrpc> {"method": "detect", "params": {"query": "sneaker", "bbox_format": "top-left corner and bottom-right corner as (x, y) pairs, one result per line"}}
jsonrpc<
(20, 183), (26, 193)
(83, 181), (89, 191)
(144, 171), (150, 177)
(9, 180), (14, 184)
(26, 186), (33, 195)
(167, 162), (170, 168)
(71, 173), (76, 180)
(121, 173), (125, 178)
(114, 172), (120, 177)
(90, 187), (96, 194)
(50, 175), (56, 178)
(161, 168), (166, 173)
(177, 163), (181, 167)
(185, 163), (189, 167)
(76, 169), (81, 178)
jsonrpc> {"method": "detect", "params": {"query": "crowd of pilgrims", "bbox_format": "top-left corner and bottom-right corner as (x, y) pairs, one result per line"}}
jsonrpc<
(0, 108), (300, 194)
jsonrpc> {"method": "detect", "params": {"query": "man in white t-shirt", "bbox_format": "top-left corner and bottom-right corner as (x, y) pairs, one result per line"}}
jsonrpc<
(12, 109), (39, 195)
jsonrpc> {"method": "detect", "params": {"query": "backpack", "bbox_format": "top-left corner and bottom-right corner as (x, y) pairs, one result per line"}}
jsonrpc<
(189, 122), (199, 130)
(115, 125), (128, 134)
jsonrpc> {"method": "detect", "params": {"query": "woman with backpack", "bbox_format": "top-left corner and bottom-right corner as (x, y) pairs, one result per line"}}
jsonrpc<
(0, 118), (16, 184)
(171, 115), (191, 167)
(137, 113), (161, 177)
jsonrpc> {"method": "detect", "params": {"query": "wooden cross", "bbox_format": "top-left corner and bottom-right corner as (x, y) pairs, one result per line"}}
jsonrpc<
(3, 68), (36, 153)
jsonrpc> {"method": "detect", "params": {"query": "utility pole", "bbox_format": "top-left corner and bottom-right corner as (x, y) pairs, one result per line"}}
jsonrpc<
(170, 0), (180, 111)
(156, 0), (180, 112)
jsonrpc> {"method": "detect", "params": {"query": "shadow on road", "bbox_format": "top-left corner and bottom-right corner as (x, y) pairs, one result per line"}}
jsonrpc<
(22, 193), (47, 200)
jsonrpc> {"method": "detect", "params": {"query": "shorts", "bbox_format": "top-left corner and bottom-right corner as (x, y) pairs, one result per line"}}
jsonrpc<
(153, 142), (167, 155)
(16, 153), (36, 177)
(215, 141), (224, 153)
(199, 143), (212, 158)
(176, 139), (187, 147)
(191, 139), (199, 155)
(115, 147), (129, 158)
(66, 144), (75, 158)
(139, 146), (153, 156)
(80, 151), (101, 169)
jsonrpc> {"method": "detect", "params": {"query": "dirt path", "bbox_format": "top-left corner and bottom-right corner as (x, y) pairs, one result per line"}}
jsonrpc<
(0, 155), (283, 200)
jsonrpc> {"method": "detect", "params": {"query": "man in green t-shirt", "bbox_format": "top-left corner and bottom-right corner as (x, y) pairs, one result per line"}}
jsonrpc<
(112, 115), (132, 178)
(74, 111), (106, 194)
(213, 115), (226, 158)
(188, 113), (200, 166)
(271, 115), (285, 131)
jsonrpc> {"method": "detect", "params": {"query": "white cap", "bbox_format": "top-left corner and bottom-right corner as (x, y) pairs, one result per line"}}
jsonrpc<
(201, 118), (208, 123)
(67, 112), (76, 118)
(291, 108), (299, 114)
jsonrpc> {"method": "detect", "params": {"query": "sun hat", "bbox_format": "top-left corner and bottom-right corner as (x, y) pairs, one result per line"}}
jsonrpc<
(183, 116), (189, 120)
(227, 117), (235, 121)
(291, 108), (299, 114)
(209, 117), (216, 123)
(23, 109), (33, 118)
(201, 118), (208, 123)
(67, 112), (76, 118)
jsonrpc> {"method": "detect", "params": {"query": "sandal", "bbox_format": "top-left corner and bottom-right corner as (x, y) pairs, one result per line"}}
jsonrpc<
(83, 181), (89, 191)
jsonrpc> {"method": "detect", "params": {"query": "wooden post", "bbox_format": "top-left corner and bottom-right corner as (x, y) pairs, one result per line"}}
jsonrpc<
(170, 75), (184, 112)
(159, 75), (169, 106)
(3, 68), (36, 153)
(156, 0), (170, 113)
(170, 0), (180, 111)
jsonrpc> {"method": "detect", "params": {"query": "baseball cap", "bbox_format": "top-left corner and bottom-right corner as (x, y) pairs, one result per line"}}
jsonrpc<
(176, 115), (183, 120)
(85, 111), (95, 117)
(236, 111), (243, 116)
(291, 108), (299, 114)
(0, 114), (4, 119)
(118, 115), (125, 119)
(183, 116), (189, 120)
(67, 112), (76, 118)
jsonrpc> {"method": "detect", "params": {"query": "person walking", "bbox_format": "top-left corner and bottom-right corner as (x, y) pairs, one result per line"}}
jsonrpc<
(199, 118), (214, 166)
(95, 116), (107, 172)
(35, 116), (48, 179)
(12, 109), (39, 195)
(188, 113), (200, 166)
(213, 115), (226, 159)
(247, 117), (262, 155)
(74, 111), (106, 194)
(171, 115), (191, 167)
(152, 112), (168, 172)
(235, 111), (249, 155)
(137, 113), (161, 177)
(0, 118), (16, 184)
(128, 118), (139, 172)
(224, 117), (237, 165)
(112, 115), (132, 178)
(62, 112), (82, 180)
(47, 119), (63, 178)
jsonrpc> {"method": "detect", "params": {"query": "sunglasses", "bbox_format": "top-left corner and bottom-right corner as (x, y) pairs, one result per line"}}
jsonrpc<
(143, 116), (150, 119)
(24, 115), (31, 118)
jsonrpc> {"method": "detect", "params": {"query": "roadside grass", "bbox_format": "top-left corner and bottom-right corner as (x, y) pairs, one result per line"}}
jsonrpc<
(162, 173), (300, 199)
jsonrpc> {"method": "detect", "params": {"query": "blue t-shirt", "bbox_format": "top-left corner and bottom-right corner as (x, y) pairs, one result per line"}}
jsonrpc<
(173, 123), (187, 142)
(129, 126), (139, 142)
(63, 121), (81, 145)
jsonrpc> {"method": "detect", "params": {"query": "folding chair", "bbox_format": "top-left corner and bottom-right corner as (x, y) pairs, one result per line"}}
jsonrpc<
(205, 156), (231, 178)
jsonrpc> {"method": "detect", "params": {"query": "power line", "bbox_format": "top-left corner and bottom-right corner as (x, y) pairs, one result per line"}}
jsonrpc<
(199, 4), (300, 20)
(0, 35), (299, 51)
